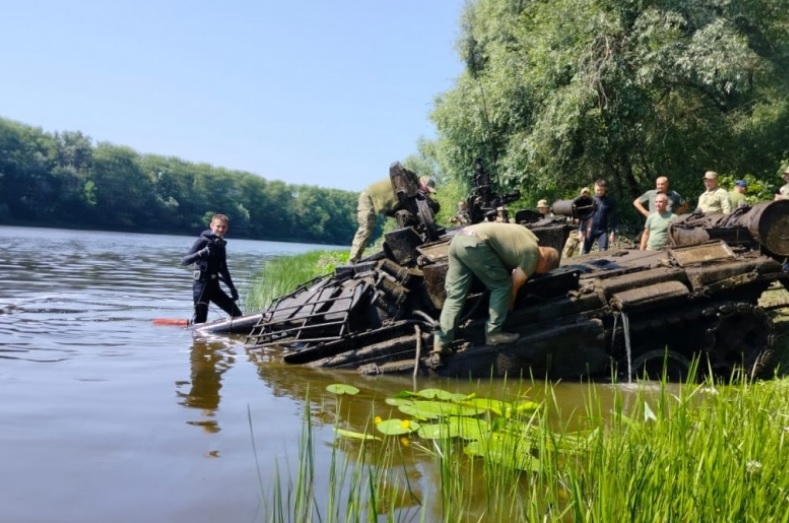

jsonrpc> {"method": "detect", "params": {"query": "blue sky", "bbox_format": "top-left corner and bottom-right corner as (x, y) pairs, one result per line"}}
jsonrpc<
(1, 1), (465, 192)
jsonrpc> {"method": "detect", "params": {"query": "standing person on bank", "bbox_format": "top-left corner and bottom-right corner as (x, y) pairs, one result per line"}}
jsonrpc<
(639, 193), (677, 251)
(632, 176), (688, 217)
(348, 174), (436, 263)
(774, 167), (789, 200)
(581, 179), (617, 254)
(181, 213), (242, 324)
(696, 171), (732, 214)
(434, 222), (560, 353)
(729, 180), (749, 209)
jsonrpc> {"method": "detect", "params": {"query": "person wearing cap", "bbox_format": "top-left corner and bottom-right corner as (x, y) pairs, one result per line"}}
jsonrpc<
(348, 172), (437, 263)
(729, 180), (748, 209)
(633, 176), (688, 218)
(433, 222), (560, 354)
(536, 199), (554, 219)
(581, 179), (617, 255)
(774, 168), (789, 201)
(639, 193), (677, 251)
(696, 171), (731, 214)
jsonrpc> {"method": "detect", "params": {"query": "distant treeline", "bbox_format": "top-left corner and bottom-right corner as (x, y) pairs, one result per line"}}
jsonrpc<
(0, 116), (359, 244)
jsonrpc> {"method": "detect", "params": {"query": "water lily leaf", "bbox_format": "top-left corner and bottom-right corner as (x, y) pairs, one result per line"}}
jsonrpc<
(385, 398), (415, 406)
(326, 384), (359, 395)
(395, 389), (474, 401)
(459, 398), (511, 416)
(397, 400), (483, 420)
(464, 433), (539, 472)
(513, 400), (540, 413)
(417, 417), (489, 440)
(334, 428), (381, 441)
(375, 418), (420, 436)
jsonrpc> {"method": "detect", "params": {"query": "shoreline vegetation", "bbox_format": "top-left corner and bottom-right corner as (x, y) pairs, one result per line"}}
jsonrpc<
(261, 374), (789, 522)
(249, 250), (789, 520)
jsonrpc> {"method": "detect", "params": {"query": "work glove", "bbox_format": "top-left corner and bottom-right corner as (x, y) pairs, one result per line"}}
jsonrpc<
(197, 245), (211, 258)
(230, 287), (239, 301)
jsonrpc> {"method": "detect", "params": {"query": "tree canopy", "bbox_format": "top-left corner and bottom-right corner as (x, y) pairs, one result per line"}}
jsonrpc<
(0, 116), (358, 245)
(430, 0), (789, 222)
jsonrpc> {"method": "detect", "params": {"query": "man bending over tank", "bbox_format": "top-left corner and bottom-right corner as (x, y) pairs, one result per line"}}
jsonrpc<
(348, 173), (437, 264)
(433, 222), (560, 354)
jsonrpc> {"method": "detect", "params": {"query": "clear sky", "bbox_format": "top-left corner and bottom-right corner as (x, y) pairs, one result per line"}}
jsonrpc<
(1, 1), (465, 192)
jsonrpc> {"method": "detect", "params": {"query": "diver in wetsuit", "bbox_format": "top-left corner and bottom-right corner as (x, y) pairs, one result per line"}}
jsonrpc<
(181, 213), (242, 324)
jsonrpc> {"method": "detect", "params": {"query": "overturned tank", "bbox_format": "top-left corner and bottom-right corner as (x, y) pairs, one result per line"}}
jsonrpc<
(196, 162), (789, 380)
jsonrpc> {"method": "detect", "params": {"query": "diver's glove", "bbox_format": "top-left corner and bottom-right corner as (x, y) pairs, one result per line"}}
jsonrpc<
(230, 287), (239, 301)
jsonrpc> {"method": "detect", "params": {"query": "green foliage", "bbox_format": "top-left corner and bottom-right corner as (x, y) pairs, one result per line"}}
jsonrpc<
(429, 0), (789, 229)
(0, 116), (358, 242)
(245, 250), (348, 311)
(266, 376), (789, 521)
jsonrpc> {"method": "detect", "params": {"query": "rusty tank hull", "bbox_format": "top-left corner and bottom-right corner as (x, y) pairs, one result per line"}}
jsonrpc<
(195, 164), (789, 380)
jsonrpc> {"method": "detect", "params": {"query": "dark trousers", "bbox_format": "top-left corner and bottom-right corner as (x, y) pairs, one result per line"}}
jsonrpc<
(192, 279), (242, 324)
(582, 231), (609, 254)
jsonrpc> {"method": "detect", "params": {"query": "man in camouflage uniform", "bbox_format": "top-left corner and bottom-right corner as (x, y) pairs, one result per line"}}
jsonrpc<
(696, 171), (731, 214)
(348, 174), (436, 263)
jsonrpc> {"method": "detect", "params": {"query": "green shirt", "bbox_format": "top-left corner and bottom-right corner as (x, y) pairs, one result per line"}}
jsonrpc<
(365, 177), (400, 216)
(728, 190), (747, 209)
(644, 211), (677, 250)
(466, 222), (540, 276)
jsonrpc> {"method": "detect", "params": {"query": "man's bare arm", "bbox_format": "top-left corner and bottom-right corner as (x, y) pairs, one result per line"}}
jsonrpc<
(509, 267), (528, 310)
(633, 198), (649, 218)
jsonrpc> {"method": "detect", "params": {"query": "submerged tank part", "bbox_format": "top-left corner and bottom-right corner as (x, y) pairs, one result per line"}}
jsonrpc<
(197, 161), (789, 381)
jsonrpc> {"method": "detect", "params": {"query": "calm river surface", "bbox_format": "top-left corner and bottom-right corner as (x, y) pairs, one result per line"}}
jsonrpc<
(0, 225), (634, 523)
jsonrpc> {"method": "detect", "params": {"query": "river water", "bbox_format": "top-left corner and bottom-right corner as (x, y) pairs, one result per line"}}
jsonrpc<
(0, 225), (632, 522)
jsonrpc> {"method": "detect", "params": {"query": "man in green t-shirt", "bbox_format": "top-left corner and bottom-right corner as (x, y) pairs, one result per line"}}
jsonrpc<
(639, 193), (677, 251)
(434, 222), (560, 353)
(728, 180), (748, 209)
(348, 173), (436, 263)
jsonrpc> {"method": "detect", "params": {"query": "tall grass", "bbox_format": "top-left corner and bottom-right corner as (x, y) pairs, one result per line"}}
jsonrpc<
(245, 250), (347, 311)
(259, 374), (789, 522)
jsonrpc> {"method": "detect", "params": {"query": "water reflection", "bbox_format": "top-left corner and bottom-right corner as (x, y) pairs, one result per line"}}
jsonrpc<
(176, 339), (240, 433)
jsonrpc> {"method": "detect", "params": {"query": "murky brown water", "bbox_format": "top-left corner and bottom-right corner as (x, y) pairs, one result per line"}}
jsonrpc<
(0, 225), (641, 522)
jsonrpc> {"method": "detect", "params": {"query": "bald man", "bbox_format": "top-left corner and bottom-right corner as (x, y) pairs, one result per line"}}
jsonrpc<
(633, 176), (688, 218)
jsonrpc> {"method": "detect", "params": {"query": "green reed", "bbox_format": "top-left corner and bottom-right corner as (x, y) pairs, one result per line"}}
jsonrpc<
(257, 371), (789, 522)
(244, 250), (347, 311)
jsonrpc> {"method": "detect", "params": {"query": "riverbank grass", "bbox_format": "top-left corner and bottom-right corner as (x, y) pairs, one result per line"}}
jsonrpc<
(245, 250), (347, 310)
(261, 376), (789, 522)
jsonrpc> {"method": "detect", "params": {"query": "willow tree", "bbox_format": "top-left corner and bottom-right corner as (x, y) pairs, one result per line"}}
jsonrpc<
(431, 0), (789, 206)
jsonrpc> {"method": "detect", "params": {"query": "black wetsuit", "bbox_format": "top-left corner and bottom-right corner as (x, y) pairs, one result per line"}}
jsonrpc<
(181, 230), (242, 324)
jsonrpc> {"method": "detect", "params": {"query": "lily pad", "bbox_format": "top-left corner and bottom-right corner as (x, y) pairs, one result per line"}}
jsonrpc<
(464, 433), (540, 472)
(326, 384), (360, 395)
(375, 418), (420, 436)
(334, 427), (381, 441)
(397, 400), (483, 420)
(459, 398), (511, 416)
(417, 417), (489, 440)
(394, 389), (474, 401)
(385, 397), (415, 406)
(513, 400), (540, 413)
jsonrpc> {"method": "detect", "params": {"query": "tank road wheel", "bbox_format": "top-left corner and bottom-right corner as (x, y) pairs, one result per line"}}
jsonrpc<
(703, 302), (775, 379)
(630, 350), (691, 382)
